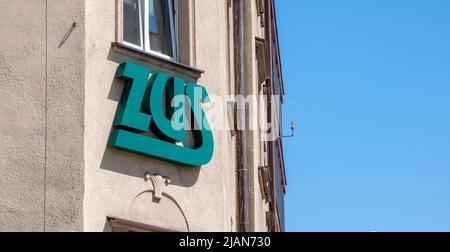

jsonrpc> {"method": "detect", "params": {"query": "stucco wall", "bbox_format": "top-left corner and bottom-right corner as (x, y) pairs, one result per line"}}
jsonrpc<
(244, 0), (270, 232)
(0, 0), (269, 232)
(0, 0), (85, 231)
(0, 0), (46, 231)
(45, 0), (85, 232)
(84, 0), (237, 232)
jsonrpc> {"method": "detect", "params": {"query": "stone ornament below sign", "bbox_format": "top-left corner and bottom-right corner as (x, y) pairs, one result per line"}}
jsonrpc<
(144, 173), (171, 202)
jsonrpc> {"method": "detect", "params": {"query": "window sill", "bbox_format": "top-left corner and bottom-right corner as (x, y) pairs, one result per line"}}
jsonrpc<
(111, 42), (204, 81)
(107, 216), (180, 232)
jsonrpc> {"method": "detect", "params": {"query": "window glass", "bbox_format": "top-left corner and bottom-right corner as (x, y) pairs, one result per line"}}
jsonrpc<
(148, 0), (174, 57)
(122, 0), (177, 59)
(123, 0), (142, 47)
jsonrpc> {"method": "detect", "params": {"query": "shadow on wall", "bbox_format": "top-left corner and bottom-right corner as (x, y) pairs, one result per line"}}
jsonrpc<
(100, 148), (201, 188)
(99, 48), (202, 188)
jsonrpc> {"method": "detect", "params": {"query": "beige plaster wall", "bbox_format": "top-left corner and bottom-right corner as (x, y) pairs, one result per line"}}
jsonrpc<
(84, 0), (238, 232)
(0, 0), (268, 232)
(0, 0), (85, 231)
(45, 0), (85, 232)
(243, 0), (269, 232)
(0, 0), (46, 232)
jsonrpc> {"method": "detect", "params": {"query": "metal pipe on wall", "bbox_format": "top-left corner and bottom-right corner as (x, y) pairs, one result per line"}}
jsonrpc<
(233, 0), (249, 232)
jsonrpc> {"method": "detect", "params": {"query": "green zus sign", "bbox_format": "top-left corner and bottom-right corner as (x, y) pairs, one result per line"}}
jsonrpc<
(108, 61), (214, 167)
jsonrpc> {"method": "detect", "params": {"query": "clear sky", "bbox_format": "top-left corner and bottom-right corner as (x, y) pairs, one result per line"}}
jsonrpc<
(276, 0), (450, 231)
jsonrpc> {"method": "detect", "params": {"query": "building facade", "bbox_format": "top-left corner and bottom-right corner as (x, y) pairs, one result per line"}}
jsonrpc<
(0, 0), (286, 232)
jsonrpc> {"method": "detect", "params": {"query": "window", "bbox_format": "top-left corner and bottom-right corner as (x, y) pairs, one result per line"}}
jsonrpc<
(256, 0), (265, 27)
(123, 0), (178, 60)
(255, 38), (268, 86)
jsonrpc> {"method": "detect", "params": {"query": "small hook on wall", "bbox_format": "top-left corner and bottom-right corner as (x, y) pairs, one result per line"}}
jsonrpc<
(58, 22), (77, 48)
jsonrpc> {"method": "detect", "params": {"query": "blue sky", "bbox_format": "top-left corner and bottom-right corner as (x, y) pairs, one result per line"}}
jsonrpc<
(276, 0), (450, 231)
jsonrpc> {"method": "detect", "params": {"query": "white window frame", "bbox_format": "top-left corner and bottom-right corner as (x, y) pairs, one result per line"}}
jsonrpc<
(122, 0), (178, 61)
(122, 0), (145, 51)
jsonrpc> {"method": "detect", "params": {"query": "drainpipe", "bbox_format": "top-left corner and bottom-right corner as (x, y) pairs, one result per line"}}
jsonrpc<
(234, 0), (249, 232)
